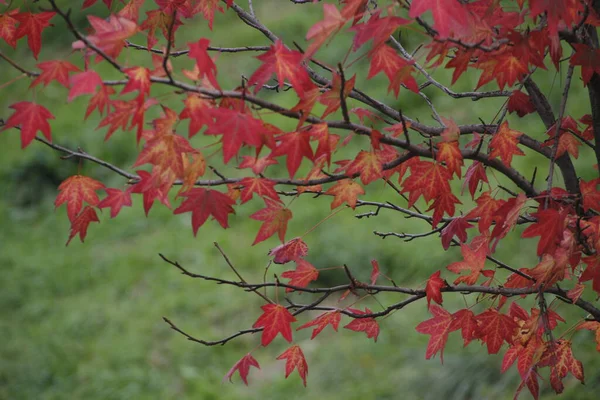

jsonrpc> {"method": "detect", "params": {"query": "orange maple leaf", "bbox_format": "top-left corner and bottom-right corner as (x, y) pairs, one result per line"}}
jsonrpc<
(281, 259), (319, 292)
(446, 243), (488, 285)
(488, 122), (525, 166)
(325, 179), (365, 209)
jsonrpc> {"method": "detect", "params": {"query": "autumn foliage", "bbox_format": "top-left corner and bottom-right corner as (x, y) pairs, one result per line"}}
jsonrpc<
(3, 0), (600, 398)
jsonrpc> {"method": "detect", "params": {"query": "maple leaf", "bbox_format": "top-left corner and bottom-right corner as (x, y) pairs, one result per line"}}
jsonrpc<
(68, 70), (105, 102)
(1, 102), (54, 148)
(174, 188), (236, 234)
(427, 191), (461, 228)
(446, 243), (488, 285)
(85, 85), (114, 119)
(248, 40), (311, 96)
(130, 169), (172, 215)
(440, 215), (473, 250)
(467, 191), (504, 234)
(325, 179), (365, 210)
(0, 10), (18, 48)
(344, 308), (380, 342)
(205, 108), (264, 163)
(370, 259), (380, 285)
(529, 253), (567, 291)
(269, 130), (313, 178)
(66, 206), (100, 246)
(436, 141), (463, 178)
(97, 188), (133, 218)
(73, 15), (138, 60)
(366, 44), (418, 97)
(187, 38), (219, 89)
(425, 271), (446, 308)
(538, 339), (584, 394)
(238, 177), (280, 204)
(576, 321), (600, 352)
(521, 208), (567, 256)
(579, 179), (600, 212)
(415, 304), (455, 362)
(476, 308), (518, 354)
(345, 150), (384, 185)
(409, 0), (469, 38)
(252, 303), (297, 346)
(570, 44), (600, 86)
(566, 283), (585, 303)
(450, 309), (478, 347)
(488, 122), (525, 166)
(117, 0), (145, 21)
(297, 311), (341, 339)
(121, 66), (151, 97)
(507, 90), (535, 117)
(30, 60), (80, 88)
(194, 0), (229, 30)
(268, 237), (308, 264)
(134, 132), (196, 179)
(14, 12), (56, 59)
(350, 10), (409, 51)
(304, 4), (346, 58)
(307, 123), (339, 167)
(319, 72), (355, 119)
(140, 9), (181, 48)
(239, 155), (277, 175)
(580, 255), (600, 296)
(281, 259), (319, 292)
(223, 353), (259, 386)
(490, 193), (527, 250)
(179, 94), (214, 137)
(462, 162), (489, 199)
(55, 175), (106, 222)
(401, 161), (451, 207)
(277, 345), (308, 386)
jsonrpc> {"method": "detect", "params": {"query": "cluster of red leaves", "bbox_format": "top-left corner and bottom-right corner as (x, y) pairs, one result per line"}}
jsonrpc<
(2, 0), (600, 397)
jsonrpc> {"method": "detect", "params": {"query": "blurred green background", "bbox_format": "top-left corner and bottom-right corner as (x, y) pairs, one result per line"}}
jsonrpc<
(1, 1), (599, 399)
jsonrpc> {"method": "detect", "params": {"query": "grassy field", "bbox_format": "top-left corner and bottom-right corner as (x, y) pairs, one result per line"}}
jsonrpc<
(1, 1), (599, 399)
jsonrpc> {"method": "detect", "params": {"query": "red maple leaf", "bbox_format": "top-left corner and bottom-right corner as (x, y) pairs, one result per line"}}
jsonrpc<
(187, 38), (219, 89)
(268, 237), (308, 264)
(488, 121), (525, 166)
(521, 208), (567, 256)
(490, 193), (527, 250)
(440, 215), (473, 250)
(304, 3), (346, 58)
(252, 303), (297, 346)
(281, 259), (319, 292)
(446, 243), (488, 285)
(239, 155), (278, 175)
(66, 206), (100, 245)
(31, 60), (80, 88)
(68, 70), (104, 102)
(580, 255), (600, 296)
(427, 190), (461, 228)
(462, 161), (489, 199)
(73, 15), (138, 61)
(121, 66), (151, 97)
(450, 308), (478, 347)
(401, 161), (451, 207)
(344, 308), (380, 342)
(0, 10), (18, 48)
(476, 308), (518, 354)
(269, 130), (313, 178)
(173, 188), (236, 234)
(1, 101), (54, 148)
(205, 108), (264, 163)
(409, 0), (470, 38)
(297, 311), (341, 339)
(415, 304), (455, 362)
(248, 40), (311, 96)
(570, 44), (600, 86)
(345, 150), (384, 185)
(223, 353), (260, 386)
(179, 94), (214, 137)
(97, 187), (133, 218)
(370, 259), (380, 285)
(250, 198), (293, 245)
(467, 191), (504, 234)
(277, 345), (308, 386)
(366, 44), (418, 97)
(319, 72), (355, 119)
(436, 141), (463, 178)
(507, 90), (535, 117)
(55, 175), (106, 222)
(425, 270), (446, 308)
(14, 11), (56, 59)
(350, 9), (409, 51)
(130, 169), (171, 216)
(85, 85), (114, 119)
(238, 177), (280, 204)
(538, 339), (584, 394)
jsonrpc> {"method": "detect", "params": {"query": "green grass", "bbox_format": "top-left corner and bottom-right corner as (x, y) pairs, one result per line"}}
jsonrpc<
(1, 2), (599, 399)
